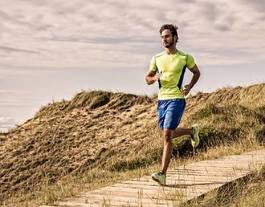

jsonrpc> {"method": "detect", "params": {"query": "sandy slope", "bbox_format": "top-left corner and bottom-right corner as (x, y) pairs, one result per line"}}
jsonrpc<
(0, 84), (264, 203)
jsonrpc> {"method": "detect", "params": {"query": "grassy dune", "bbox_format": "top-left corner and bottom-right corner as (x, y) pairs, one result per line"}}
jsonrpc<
(0, 83), (264, 207)
(181, 166), (265, 207)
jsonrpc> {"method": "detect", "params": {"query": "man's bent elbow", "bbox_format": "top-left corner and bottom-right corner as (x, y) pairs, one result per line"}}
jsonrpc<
(196, 70), (201, 78)
(193, 68), (201, 79)
(145, 77), (152, 85)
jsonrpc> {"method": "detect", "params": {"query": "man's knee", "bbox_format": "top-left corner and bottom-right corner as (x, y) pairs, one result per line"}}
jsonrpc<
(163, 129), (172, 142)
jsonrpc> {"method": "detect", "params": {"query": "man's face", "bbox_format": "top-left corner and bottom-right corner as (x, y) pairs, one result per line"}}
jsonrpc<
(160, 29), (176, 48)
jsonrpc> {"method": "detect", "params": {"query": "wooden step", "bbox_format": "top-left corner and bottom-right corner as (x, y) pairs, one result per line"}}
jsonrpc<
(40, 149), (265, 207)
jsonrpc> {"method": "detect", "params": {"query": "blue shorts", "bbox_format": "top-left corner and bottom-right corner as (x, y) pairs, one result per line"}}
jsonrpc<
(157, 99), (186, 130)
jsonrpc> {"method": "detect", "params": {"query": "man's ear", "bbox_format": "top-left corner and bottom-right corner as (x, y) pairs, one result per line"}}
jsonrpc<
(174, 35), (178, 43)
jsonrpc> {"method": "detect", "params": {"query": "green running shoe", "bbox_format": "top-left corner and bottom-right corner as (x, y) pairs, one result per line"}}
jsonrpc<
(151, 171), (166, 185)
(191, 124), (200, 148)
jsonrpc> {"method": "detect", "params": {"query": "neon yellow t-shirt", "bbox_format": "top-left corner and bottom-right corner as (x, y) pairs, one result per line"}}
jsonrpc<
(149, 50), (195, 100)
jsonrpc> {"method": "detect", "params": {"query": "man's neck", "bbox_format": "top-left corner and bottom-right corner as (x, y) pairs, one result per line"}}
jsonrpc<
(165, 46), (177, 54)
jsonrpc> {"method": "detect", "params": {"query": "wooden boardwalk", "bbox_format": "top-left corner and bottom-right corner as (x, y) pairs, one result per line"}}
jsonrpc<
(41, 149), (265, 207)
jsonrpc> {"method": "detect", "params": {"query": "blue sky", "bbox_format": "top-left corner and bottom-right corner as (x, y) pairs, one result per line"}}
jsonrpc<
(0, 0), (265, 131)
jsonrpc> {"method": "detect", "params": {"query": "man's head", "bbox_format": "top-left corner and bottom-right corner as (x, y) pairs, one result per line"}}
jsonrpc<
(159, 24), (179, 48)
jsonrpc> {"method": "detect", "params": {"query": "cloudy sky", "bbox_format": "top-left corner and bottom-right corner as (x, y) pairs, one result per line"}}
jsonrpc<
(0, 0), (265, 131)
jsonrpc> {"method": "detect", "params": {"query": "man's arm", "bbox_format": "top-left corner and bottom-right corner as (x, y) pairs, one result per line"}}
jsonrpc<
(145, 70), (160, 85)
(183, 64), (200, 96)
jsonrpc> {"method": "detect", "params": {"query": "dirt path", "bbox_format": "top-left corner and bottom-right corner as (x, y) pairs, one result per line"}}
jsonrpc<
(40, 149), (265, 207)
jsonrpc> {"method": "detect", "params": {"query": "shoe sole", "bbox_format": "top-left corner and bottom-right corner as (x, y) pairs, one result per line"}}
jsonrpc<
(151, 176), (166, 186)
(192, 125), (200, 148)
(191, 138), (199, 148)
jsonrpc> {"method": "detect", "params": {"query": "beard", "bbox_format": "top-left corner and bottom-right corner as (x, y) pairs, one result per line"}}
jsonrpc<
(164, 40), (175, 48)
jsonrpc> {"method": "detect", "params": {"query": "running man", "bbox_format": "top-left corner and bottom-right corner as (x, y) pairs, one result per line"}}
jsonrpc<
(145, 24), (200, 185)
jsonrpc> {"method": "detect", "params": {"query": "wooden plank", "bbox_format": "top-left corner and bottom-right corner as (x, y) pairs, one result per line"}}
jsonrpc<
(42, 150), (265, 207)
(57, 194), (177, 207)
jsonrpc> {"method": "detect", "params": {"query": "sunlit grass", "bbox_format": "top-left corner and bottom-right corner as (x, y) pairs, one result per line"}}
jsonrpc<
(1, 83), (264, 207)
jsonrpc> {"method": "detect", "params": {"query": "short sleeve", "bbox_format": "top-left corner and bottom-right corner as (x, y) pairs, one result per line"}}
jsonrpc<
(149, 56), (158, 72)
(186, 54), (196, 69)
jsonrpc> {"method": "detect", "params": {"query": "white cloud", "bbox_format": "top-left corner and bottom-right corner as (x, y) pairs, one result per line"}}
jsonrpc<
(0, 0), (264, 68)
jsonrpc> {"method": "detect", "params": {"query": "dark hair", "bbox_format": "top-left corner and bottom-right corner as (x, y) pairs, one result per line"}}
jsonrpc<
(159, 24), (179, 41)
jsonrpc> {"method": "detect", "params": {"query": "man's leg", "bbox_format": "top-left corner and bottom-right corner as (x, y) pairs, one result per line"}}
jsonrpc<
(172, 126), (200, 148)
(172, 127), (192, 140)
(161, 129), (173, 173)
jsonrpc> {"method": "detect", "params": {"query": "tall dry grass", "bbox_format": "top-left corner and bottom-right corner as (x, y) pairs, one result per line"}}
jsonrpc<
(0, 83), (264, 207)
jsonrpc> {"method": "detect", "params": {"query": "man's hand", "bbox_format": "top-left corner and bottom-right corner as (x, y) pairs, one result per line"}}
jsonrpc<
(182, 84), (191, 96)
(182, 64), (201, 97)
(145, 71), (161, 85)
(153, 73), (161, 82)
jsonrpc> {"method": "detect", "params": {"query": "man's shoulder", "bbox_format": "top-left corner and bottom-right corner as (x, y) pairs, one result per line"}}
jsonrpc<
(178, 49), (196, 68)
(177, 49), (190, 57)
(153, 51), (166, 58)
